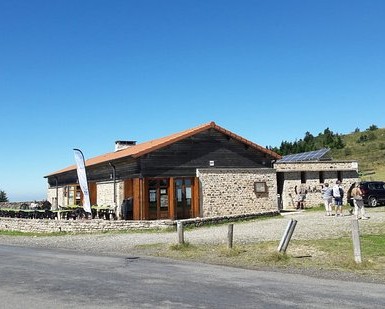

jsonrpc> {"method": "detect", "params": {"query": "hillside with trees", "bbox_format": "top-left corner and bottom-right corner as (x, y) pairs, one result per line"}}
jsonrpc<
(268, 125), (385, 181)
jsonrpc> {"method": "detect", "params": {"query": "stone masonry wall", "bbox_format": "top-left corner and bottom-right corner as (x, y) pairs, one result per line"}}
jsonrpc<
(197, 168), (278, 217)
(97, 181), (115, 206)
(0, 212), (279, 233)
(47, 181), (125, 208)
(274, 161), (358, 172)
(275, 161), (359, 209)
(47, 187), (65, 209)
(0, 217), (173, 233)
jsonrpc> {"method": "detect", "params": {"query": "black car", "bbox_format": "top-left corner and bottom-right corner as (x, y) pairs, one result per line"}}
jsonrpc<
(347, 181), (385, 207)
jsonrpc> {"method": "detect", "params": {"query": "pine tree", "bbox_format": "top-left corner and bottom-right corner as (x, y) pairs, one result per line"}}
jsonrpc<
(0, 190), (9, 202)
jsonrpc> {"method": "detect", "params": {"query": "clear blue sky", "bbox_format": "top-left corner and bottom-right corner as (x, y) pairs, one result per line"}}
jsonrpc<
(1, 0), (384, 202)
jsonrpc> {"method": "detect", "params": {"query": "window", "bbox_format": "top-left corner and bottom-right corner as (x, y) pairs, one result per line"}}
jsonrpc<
(148, 178), (169, 212)
(254, 182), (267, 193)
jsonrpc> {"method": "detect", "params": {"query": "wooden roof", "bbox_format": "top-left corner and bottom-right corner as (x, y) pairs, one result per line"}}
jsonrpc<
(46, 121), (281, 177)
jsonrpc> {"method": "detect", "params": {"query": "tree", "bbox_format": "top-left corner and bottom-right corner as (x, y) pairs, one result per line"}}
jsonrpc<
(0, 190), (9, 202)
(367, 124), (378, 131)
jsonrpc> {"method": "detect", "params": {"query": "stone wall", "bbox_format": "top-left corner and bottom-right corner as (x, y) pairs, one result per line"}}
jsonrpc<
(274, 161), (358, 172)
(197, 168), (278, 217)
(0, 217), (173, 233)
(0, 211), (279, 233)
(274, 161), (359, 209)
(47, 181), (126, 209)
(0, 201), (49, 209)
(96, 181), (115, 206)
(47, 187), (64, 209)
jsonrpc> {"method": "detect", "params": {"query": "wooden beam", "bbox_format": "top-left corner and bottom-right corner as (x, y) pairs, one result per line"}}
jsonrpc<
(169, 178), (175, 220)
(133, 178), (140, 220)
(192, 177), (200, 217)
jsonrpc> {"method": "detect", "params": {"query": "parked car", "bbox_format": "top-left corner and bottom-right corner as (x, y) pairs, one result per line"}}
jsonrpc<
(347, 181), (385, 207)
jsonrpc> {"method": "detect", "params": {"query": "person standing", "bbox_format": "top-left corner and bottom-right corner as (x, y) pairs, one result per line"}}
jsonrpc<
(351, 183), (369, 220)
(295, 185), (307, 209)
(321, 183), (333, 216)
(332, 180), (344, 216)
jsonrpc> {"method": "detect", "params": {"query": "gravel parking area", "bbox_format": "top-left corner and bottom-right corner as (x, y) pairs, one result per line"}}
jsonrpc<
(1, 207), (384, 257)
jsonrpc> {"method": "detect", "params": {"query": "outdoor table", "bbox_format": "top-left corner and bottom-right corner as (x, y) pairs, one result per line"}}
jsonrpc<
(92, 206), (116, 220)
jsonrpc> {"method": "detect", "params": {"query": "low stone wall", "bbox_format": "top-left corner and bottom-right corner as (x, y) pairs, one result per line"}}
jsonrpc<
(0, 211), (279, 233)
(0, 218), (174, 233)
(0, 201), (49, 209)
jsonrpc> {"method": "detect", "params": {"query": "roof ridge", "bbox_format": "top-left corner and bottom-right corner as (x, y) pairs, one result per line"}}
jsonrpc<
(45, 121), (280, 177)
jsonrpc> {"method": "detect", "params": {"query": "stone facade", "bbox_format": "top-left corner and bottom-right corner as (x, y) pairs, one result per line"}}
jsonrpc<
(274, 161), (359, 209)
(47, 181), (125, 209)
(47, 187), (65, 209)
(197, 168), (278, 217)
(96, 181), (124, 207)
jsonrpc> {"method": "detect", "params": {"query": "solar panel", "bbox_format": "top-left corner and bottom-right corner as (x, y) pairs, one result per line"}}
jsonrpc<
(277, 148), (331, 162)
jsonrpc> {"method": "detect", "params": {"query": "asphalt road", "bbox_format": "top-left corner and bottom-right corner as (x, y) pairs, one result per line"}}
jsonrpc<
(0, 245), (385, 308)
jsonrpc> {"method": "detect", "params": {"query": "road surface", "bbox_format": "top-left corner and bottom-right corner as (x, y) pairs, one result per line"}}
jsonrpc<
(0, 244), (384, 308)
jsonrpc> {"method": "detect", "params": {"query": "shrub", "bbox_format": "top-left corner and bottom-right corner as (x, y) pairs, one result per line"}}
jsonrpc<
(344, 147), (352, 156)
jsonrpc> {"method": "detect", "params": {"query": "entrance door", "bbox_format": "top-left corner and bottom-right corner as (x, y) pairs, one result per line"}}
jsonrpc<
(148, 179), (169, 220)
(175, 178), (192, 219)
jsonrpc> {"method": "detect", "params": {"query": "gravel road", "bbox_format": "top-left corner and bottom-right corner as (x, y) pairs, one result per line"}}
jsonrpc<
(1, 207), (384, 257)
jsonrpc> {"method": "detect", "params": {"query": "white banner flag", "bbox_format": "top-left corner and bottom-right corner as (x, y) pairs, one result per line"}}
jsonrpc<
(73, 149), (92, 214)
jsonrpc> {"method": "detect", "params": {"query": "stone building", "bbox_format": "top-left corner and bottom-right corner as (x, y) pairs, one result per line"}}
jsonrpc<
(45, 122), (281, 220)
(274, 149), (359, 210)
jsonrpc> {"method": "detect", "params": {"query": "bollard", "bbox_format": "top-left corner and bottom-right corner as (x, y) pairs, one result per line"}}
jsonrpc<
(177, 221), (184, 244)
(278, 219), (297, 253)
(227, 224), (234, 249)
(351, 219), (362, 263)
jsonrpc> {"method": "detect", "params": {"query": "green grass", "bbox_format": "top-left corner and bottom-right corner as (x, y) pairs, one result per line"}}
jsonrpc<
(0, 230), (68, 236)
(331, 128), (385, 181)
(134, 232), (385, 282)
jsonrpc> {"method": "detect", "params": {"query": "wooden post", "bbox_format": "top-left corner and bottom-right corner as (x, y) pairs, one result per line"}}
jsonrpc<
(227, 224), (234, 249)
(278, 219), (297, 253)
(352, 219), (362, 263)
(177, 221), (184, 244)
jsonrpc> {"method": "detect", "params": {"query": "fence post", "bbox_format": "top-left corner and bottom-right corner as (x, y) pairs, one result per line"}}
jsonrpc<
(278, 219), (297, 253)
(352, 219), (362, 263)
(177, 221), (184, 244)
(227, 224), (234, 249)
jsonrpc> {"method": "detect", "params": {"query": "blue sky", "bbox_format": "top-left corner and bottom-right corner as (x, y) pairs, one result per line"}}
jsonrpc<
(1, 0), (384, 202)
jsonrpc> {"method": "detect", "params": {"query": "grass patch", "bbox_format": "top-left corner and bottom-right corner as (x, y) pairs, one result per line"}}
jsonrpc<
(170, 242), (193, 251)
(136, 233), (385, 282)
(0, 230), (68, 236)
(304, 204), (324, 212)
(182, 213), (282, 231)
